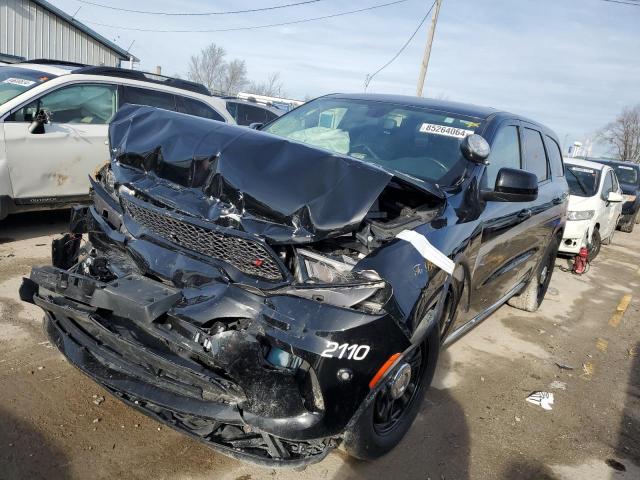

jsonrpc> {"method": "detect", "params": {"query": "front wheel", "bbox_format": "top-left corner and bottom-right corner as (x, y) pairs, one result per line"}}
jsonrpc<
(508, 236), (559, 312)
(587, 228), (601, 260)
(342, 327), (440, 460)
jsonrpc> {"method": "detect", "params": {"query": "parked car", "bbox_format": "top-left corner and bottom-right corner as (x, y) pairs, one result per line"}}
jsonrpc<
(588, 158), (640, 232)
(559, 158), (623, 259)
(21, 94), (568, 467)
(223, 97), (282, 126)
(0, 59), (234, 221)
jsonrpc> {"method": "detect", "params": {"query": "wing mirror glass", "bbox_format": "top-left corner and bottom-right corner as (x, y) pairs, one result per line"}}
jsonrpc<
(460, 134), (491, 164)
(482, 167), (538, 202)
(28, 109), (51, 134)
(607, 191), (623, 203)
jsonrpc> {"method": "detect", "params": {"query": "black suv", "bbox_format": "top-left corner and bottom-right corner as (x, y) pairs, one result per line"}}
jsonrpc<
(589, 158), (640, 232)
(21, 94), (568, 467)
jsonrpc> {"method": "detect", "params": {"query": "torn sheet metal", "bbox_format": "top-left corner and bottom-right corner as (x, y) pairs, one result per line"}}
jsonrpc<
(396, 229), (455, 275)
(108, 105), (441, 244)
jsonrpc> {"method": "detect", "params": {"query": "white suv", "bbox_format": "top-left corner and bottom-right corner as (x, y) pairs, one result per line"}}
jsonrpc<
(0, 60), (234, 220)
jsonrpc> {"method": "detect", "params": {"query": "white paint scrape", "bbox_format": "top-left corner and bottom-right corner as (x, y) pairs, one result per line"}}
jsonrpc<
(396, 230), (455, 275)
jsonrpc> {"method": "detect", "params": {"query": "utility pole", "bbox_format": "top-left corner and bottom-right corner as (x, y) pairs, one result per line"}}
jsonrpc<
(416, 0), (443, 97)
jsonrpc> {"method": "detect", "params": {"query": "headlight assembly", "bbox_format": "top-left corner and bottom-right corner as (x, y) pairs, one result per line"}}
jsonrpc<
(567, 210), (595, 221)
(623, 194), (637, 202)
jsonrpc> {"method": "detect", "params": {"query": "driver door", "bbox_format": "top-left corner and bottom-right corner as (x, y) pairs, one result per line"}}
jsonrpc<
(2, 83), (117, 200)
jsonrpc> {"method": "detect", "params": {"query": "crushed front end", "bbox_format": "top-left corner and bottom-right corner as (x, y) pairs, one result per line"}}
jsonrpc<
(21, 105), (445, 467)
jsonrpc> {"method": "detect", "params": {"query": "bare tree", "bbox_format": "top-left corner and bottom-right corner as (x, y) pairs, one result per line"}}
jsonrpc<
(222, 59), (248, 95)
(598, 104), (640, 163)
(249, 72), (285, 97)
(187, 44), (227, 93)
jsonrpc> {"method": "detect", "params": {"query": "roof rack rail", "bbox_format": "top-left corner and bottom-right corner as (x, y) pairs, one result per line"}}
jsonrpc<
(20, 58), (88, 68)
(74, 66), (210, 96)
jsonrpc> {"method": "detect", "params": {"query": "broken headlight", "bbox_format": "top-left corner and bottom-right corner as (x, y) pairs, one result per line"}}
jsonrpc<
(281, 248), (391, 313)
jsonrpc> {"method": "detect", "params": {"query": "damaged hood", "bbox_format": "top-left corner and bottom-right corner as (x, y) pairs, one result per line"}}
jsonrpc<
(108, 104), (440, 243)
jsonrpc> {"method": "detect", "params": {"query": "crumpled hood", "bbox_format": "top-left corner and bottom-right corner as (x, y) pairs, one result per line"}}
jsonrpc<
(108, 104), (439, 244)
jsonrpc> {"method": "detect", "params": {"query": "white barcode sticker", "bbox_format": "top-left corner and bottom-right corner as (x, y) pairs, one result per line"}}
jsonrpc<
(2, 77), (35, 87)
(419, 123), (474, 138)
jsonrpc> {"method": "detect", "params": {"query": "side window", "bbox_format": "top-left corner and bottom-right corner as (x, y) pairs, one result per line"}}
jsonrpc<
(545, 135), (565, 177)
(225, 101), (238, 121)
(602, 171), (613, 198)
(264, 110), (279, 123)
(7, 84), (117, 124)
(522, 128), (549, 182)
(176, 96), (225, 122)
(486, 125), (521, 188)
(122, 86), (176, 111)
(611, 171), (620, 192)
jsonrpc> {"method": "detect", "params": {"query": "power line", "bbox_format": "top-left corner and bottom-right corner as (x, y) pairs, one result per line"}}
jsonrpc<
(76, 0), (324, 16)
(364, 0), (436, 91)
(80, 0), (411, 33)
(601, 0), (640, 6)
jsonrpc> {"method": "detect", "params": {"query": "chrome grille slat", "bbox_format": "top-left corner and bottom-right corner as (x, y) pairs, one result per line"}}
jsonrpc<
(123, 199), (284, 281)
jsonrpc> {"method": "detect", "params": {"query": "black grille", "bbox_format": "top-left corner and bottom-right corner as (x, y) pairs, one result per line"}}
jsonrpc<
(123, 199), (285, 281)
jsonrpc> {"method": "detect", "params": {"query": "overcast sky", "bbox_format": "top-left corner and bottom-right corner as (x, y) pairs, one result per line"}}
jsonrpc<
(52, 0), (639, 154)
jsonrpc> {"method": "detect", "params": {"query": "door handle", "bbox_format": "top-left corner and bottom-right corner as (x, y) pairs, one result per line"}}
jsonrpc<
(517, 209), (532, 219)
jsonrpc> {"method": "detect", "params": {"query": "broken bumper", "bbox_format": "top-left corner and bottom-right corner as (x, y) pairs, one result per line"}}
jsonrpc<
(21, 204), (410, 466)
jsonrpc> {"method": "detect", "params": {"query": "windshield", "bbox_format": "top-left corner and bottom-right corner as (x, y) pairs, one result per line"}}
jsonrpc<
(566, 164), (600, 197)
(612, 164), (639, 185)
(263, 97), (483, 185)
(0, 66), (55, 106)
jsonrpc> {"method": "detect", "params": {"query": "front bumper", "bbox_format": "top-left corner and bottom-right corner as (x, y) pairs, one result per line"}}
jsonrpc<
(21, 196), (411, 466)
(559, 219), (590, 254)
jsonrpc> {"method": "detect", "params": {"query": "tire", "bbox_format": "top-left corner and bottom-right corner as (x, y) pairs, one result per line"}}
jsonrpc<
(620, 217), (635, 233)
(587, 228), (601, 261)
(635, 211), (640, 224)
(507, 236), (559, 312)
(342, 313), (441, 460)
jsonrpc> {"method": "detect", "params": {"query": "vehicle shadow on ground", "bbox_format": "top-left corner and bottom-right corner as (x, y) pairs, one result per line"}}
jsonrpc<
(0, 210), (70, 244)
(0, 406), (72, 480)
(331, 352), (471, 480)
(615, 341), (640, 467)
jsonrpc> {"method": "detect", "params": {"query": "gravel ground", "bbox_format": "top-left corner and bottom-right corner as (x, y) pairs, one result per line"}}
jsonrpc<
(0, 210), (639, 480)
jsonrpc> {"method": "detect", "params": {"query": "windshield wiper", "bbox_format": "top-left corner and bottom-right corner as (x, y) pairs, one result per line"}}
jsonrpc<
(567, 168), (589, 196)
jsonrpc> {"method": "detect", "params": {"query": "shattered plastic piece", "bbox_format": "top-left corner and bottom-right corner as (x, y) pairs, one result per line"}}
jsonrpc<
(549, 380), (567, 390)
(396, 230), (455, 275)
(582, 362), (594, 377)
(525, 391), (554, 411)
(555, 362), (575, 370)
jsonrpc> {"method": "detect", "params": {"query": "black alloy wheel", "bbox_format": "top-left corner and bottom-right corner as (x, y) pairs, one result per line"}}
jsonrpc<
(372, 346), (424, 436)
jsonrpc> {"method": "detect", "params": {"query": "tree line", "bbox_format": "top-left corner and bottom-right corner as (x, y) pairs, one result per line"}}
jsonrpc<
(187, 43), (285, 98)
(599, 104), (640, 163)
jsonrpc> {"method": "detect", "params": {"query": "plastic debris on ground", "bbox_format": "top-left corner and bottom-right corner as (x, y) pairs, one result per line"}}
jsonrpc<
(526, 391), (554, 411)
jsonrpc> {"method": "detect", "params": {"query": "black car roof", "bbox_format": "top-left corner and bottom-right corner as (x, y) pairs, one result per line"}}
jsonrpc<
(588, 158), (640, 169)
(327, 93), (501, 119)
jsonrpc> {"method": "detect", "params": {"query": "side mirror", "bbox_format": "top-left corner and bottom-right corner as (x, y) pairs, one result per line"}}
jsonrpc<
(28, 109), (50, 134)
(607, 191), (623, 203)
(460, 134), (491, 164)
(482, 168), (538, 202)
(248, 122), (263, 130)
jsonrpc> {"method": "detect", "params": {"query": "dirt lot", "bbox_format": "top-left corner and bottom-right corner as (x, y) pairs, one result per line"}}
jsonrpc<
(1, 210), (639, 480)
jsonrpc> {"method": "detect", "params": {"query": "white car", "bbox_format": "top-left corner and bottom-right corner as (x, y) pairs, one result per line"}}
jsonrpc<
(0, 60), (234, 220)
(560, 158), (624, 259)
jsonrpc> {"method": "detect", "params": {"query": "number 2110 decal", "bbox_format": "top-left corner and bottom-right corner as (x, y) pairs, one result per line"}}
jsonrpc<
(320, 342), (370, 360)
